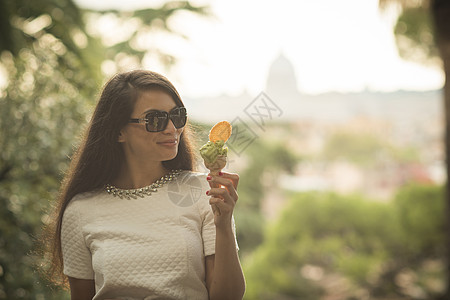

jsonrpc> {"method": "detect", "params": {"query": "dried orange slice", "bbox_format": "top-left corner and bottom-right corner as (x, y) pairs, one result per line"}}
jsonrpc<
(209, 121), (232, 142)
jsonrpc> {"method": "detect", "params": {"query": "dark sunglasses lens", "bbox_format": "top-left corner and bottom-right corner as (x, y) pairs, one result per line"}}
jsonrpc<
(170, 107), (187, 129)
(145, 111), (168, 132)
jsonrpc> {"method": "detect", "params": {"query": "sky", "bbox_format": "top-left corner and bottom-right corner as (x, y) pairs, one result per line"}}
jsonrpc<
(74, 0), (444, 99)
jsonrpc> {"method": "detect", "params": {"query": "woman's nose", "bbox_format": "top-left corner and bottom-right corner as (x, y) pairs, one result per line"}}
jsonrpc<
(163, 119), (177, 133)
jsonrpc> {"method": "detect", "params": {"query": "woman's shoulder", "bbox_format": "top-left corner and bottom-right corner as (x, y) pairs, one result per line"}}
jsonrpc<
(61, 189), (103, 224)
(72, 189), (103, 201)
(66, 189), (103, 211)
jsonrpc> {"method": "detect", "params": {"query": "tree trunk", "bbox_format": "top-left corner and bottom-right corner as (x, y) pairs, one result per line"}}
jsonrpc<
(432, 0), (450, 298)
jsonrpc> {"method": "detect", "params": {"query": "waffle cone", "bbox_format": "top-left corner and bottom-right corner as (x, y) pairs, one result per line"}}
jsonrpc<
(204, 155), (227, 176)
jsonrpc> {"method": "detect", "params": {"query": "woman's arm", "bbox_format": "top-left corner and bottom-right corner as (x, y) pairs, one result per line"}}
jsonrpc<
(205, 234), (245, 300)
(68, 277), (95, 300)
(205, 172), (246, 300)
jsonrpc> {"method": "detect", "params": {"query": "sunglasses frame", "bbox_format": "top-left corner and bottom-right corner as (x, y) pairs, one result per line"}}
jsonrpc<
(129, 106), (187, 132)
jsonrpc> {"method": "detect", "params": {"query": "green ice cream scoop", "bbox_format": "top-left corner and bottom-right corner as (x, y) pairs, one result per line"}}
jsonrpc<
(200, 140), (228, 164)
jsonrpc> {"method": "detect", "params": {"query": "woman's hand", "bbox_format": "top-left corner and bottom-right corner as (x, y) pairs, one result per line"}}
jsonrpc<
(206, 172), (239, 228)
(205, 172), (246, 299)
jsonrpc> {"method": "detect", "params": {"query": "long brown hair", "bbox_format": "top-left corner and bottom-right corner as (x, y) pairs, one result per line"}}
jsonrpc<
(43, 70), (196, 286)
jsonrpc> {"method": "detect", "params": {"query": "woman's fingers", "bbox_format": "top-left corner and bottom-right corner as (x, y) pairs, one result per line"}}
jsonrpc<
(210, 202), (220, 216)
(209, 172), (239, 189)
(205, 172), (239, 218)
(207, 187), (235, 204)
(209, 197), (224, 205)
(207, 174), (238, 201)
(209, 197), (230, 215)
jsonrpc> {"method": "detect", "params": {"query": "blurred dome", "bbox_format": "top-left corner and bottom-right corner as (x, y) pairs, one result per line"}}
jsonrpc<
(266, 52), (299, 98)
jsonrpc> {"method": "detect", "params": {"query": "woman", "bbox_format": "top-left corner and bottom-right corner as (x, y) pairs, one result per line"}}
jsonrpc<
(46, 70), (245, 299)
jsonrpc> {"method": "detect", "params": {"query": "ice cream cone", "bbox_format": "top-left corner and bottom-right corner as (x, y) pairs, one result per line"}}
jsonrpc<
(200, 121), (232, 217)
(204, 155), (227, 176)
(204, 155), (227, 216)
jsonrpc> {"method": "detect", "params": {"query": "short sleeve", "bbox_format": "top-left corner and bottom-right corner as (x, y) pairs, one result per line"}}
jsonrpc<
(198, 186), (216, 256)
(61, 199), (94, 279)
(196, 173), (239, 256)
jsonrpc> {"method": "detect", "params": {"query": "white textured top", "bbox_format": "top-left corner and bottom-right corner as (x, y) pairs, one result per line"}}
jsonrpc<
(61, 171), (236, 300)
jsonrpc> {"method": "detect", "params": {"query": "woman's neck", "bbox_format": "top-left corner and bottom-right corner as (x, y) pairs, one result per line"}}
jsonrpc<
(113, 160), (169, 189)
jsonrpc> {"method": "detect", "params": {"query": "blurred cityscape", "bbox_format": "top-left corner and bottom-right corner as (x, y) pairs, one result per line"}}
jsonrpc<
(191, 53), (444, 219)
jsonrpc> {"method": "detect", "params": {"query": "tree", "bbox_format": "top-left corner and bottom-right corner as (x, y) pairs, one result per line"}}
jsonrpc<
(379, 1), (450, 297)
(0, 0), (207, 298)
(0, 1), (102, 297)
(243, 185), (446, 299)
(85, 2), (208, 73)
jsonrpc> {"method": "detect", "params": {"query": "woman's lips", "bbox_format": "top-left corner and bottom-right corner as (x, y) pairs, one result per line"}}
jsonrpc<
(157, 140), (178, 146)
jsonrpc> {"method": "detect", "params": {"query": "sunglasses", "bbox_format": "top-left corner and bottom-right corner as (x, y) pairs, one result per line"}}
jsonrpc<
(129, 107), (187, 132)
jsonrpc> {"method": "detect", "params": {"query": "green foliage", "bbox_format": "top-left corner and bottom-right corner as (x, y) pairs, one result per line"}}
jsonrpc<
(243, 184), (446, 299)
(379, 0), (438, 64)
(0, 180), (70, 299)
(236, 138), (300, 254)
(234, 209), (265, 256)
(86, 1), (209, 70)
(239, 138), (300, 208)
(0, 0), (210, 298)
(0, 1), (100, 297)
(394, 6), (438, 63)
(0, 0), (104, 86)
(392, 184), (446, 257)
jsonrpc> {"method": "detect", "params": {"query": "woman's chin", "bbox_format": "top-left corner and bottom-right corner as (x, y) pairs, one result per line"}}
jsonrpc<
(162, 150), (178, 162)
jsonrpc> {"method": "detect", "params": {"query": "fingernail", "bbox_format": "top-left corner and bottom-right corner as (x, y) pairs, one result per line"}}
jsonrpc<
(219, 172), (223, 176)
(206, 190), (209, 195)
(206, 176), (212, 180)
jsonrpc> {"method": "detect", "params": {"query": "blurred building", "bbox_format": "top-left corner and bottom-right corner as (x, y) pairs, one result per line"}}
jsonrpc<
(265, 52), (300, 103)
